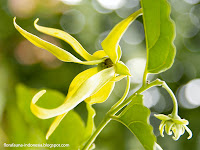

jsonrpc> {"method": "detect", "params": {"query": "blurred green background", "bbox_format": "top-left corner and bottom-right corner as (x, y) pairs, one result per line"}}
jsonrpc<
(0, 0), (200, 149)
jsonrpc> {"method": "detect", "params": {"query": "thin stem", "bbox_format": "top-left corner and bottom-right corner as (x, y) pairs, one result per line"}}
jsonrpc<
(82, 79), (179, 149)
(82, 117), (111, 150)
(82, 76), (130, 150)
(162, 82), (178, 116)
(108, 79), (164, 116)
(142, 69), (148, 86)
(82, 79), (164, 150)
(110, 76), (130, 111)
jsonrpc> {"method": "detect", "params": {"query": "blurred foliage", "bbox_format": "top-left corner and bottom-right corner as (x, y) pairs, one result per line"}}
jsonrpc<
(0, 0), (200, 150)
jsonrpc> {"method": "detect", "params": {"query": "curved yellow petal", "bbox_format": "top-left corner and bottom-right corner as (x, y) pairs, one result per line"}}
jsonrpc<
(84, 104), (96, 141)
(117, 46), (122, 62)
(184, 125), (192, 140)
(30, 67), (115, 119)
(111, 75), (126, 82)
(165, 121), (173, 135)
(159, 120), (165, 137)
(115, 61), (131, 76)
(67, 67), (98, 99)
(14, 17), (104, 65)
(101, 9), (143, 63)
(172, 124), (183, 141)
(173, 118), (189, 125)
(92, 50), (107, 59)
(154, 114), (171, 121)
(46, 112), (68, 140)
(85, 81), (115, 104)
(34, 19), (96, 61)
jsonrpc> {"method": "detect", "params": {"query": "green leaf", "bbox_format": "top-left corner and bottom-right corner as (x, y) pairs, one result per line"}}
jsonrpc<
(16, 84), (87, 149)
(141, 0), (176, 74)
(113, 94), (161, 150)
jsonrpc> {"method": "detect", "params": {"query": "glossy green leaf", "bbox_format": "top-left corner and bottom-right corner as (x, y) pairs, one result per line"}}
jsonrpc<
(16, 84), (87, 149)
(141, 0), (176, 74)
(113, 94), (162, 150)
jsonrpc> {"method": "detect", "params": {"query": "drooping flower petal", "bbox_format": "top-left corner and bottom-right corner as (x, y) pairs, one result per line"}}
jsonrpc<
(154, 114), (171, 121)
(66, 67), (98, 99)
(31, 67), (115, 119)
(173, 118), (189, 125)
(184, 125), (193, 139)
(85, 81), (115, 104)
(92, 50), (107, 59)
(165, 121), (174, 135)
(46, 112), (68, 140)
(101, 8), (143, 64)
(84, 104), (96, 141)
(115, 61), (131, 76)
(45, 68), (98, 140)
(172, 124), (183, 141)
(14, 17), (105, 65)
(117, 46), (122, 62)
(159, 120), (165, 137)
(111, 75), (126, 82)
(34, 19), (96, 61)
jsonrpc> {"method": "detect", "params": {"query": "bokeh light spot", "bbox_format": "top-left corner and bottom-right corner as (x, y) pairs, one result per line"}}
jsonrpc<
(184, 0), (200, 5)
(143, 87), (161, 108)
(176, 13), (199, 38)
(8, 0), (36, 18)
(60, 9), (85, 34)
(122, 20), (144, 45)
(160, 61), (184, 83)
(97, 0), (125, 10)
(125, 58), (146, 84)
(92, 0), (112, 14)
(177, 85), (199, 109)
(185, 79), (200, 106)
(61, 0), (82, 5)
(190, 4), (200, 29)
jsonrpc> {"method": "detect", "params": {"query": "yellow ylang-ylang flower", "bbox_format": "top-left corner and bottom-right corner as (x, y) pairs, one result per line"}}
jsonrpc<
(154, 114), (192, 141)
(14, 8), (143, 139)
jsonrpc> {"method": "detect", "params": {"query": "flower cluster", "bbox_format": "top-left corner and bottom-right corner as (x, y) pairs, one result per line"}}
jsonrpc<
(14, 9), (143, 139)
(154, 114), (192, 141)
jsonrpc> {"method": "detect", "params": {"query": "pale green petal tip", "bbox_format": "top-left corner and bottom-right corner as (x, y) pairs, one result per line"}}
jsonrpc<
(184, 125), (193, 140)
(154, 114), (171, 121)
(115, 61), (131, 76)
(13, 17), (17, 27)
(165, 122), (173, 135)
(34, 18), (39, 25)
(32, 90), (46, 104)
(159, 122), (165, 137)
(46, 134), (49, 140)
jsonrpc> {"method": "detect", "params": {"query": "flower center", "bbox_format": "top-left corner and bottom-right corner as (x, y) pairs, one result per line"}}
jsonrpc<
(104, 58), (113, 68)
(98, 58), (114, 71)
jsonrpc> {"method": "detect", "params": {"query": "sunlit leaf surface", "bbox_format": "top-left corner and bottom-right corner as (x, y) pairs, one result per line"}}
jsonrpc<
(141, 0), (176, 74)
(113, 95), (161, 150)
(16, 84), (86, 149)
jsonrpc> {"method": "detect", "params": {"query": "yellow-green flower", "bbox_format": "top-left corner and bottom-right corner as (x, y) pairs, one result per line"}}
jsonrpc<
(13, 8), (142, 139)
(154, 114), (192, 141)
